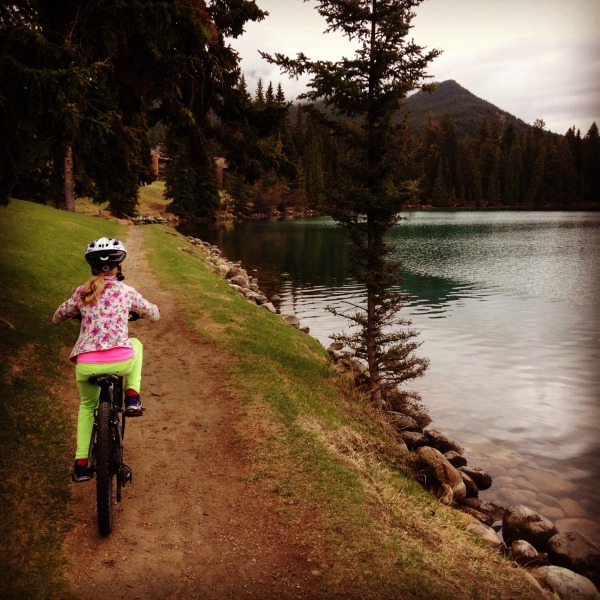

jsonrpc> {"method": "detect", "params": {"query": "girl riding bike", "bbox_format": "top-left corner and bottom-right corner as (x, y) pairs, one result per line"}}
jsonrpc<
(52, 237), (160, 482)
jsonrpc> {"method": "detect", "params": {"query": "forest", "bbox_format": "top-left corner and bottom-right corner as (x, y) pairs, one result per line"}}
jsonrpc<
(1, 1), (598, 219)
(217, 77), (600, 216)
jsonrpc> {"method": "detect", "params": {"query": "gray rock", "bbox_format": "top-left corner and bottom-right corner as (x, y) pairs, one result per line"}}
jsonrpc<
(503, 504), (559, 549)
(282, 314), (300, 328)
(461, 506), (494, 527)
(384, 390), (432, 429)
(415, 446), (466, 504)
(444, 450), (467, 468)
(466, 522), (503, 549)
(547, 531), (600, 581)
(510, 539), (549, 567)
(535, 566), (600, 600)
(424, 429), (465, 455)
(262, 302), (277, 313)
(327, 342), (355, 360)
(327, 341), (344, 353)
(229, 273), (250, 288)
(459, 466), (493, 490)
(245, 290), (269, 305)
(388, 412), (420, 432)
(226, 264), (246, 278)
(401, 404), (432, 430)
(522, 572), (557, 599)
(436, 482), (454, 506)
(460, 470), (479, 498)
(400, 431), (428, 450)
(462, 498), (505, 523)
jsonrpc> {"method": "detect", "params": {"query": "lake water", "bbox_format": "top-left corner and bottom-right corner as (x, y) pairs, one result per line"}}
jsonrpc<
(181, 212), (600, 541)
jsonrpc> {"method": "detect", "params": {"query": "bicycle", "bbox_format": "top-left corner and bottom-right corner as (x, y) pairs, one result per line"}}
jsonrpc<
(86, 311), (140, 537)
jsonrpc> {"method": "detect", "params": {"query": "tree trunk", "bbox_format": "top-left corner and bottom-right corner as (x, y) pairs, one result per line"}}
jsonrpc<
(366, 218), (384, 408)
(63, 144), (75, 212)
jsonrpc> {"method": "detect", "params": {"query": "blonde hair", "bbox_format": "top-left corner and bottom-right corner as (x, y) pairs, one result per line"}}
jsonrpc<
(80, 268), (117, 305)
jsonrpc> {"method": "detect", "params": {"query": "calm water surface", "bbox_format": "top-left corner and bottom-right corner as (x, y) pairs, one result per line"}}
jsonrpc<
(182, 212), (600, 540)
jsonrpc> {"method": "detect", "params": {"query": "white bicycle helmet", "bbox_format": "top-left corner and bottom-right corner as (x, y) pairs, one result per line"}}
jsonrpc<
(85, 237), (127, 273)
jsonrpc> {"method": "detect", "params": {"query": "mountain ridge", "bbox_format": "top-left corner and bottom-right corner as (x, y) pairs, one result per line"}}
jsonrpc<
(295, 80), (535, 139)
(403, 79), (531, 137)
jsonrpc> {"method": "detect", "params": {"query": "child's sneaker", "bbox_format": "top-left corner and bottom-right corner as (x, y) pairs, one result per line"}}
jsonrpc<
(71, 460), (93, 483)
(125, 393), (145, 416)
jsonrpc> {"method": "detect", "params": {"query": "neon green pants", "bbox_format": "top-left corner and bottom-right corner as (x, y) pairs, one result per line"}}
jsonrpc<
(74, 338), (143, 459)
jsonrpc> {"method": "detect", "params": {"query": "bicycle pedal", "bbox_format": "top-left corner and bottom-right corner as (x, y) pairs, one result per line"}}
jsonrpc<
(122, 464), (133, 485)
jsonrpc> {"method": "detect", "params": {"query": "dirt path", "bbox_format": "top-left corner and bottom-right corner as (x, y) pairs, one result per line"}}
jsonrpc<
(63, 226), (320, 599)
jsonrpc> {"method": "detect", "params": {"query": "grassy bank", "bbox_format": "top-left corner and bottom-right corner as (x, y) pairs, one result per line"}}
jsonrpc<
(143, 225), (541, 599)
(0, 199), (540, 599)
(0, 200), (125, 598)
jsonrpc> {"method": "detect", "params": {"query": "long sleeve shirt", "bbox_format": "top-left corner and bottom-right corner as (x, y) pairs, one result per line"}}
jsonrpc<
(53, 276), (160, 362)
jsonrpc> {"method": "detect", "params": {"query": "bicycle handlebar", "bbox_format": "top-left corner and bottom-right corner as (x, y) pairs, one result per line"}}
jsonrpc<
(73, 311), (141, 322)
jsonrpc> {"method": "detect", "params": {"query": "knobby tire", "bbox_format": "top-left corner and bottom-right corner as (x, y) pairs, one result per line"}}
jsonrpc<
(96, 401), (114, 537)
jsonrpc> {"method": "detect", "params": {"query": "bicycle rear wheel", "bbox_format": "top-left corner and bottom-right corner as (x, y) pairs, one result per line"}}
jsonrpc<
(96, 401), (115, 536)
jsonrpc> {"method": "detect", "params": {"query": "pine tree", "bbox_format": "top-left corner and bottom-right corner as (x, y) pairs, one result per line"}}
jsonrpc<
(303, 120), (326, 208)
(503, 138), (523, 206)
(0, 0), (267, 217)
(431, 162), (448, 207)
(265, 81), (275, 105)
(263, 0), (439, 407)
(582, 122), (600, 202)
(275, 82), (286, 105)
(255, 78), (265, 108)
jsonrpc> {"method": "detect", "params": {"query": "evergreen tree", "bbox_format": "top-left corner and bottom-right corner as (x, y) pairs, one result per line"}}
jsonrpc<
(439, 113), (459, 200)
(303, 119), (327, 208)
(582, 122), (600, 202)
(503, 137), (523, 206)
(275, 82), (286, 105)
(165, 127), (220, 219)
(265, 81), (275, 105)
(236, 74), (252, 104)
(525, 146), (546, 207)
(431, 161), (448, 207)
(255, 78), (265, 108)
(0, 0), (267, 217)
(263, 0), (438, 407)
(419, 116), (442, 205)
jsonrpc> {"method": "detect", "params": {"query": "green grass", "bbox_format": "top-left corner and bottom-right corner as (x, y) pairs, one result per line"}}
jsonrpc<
(0, 201), (541, 599)
(0, 200), (125, 599)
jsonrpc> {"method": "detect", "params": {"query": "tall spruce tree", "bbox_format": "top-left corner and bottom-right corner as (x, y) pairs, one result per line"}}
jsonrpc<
(263, 0), (439, 407)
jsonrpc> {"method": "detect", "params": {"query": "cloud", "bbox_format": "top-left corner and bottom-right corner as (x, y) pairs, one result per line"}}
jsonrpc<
(232, 0), (600, 134)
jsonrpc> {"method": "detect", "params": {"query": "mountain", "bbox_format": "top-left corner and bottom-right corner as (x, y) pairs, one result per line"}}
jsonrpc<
(295, 80), (532, 140)
(403, 80), (530, 138)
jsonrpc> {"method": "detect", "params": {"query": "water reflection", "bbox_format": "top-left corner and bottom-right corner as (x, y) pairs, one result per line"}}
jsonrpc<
(181, 212), (600, 541)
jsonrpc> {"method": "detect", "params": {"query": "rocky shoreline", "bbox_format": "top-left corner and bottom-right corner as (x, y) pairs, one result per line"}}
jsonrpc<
(177, 232), (600, 600)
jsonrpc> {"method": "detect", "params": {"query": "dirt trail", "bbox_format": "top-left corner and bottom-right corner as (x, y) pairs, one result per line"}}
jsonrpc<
(63, 226), (319, 599)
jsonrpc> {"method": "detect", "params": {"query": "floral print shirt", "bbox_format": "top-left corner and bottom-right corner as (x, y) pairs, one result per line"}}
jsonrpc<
(53, 276), (160, 362)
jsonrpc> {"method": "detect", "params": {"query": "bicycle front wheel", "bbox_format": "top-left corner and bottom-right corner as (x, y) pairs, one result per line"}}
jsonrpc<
(96, 401), (115, 536)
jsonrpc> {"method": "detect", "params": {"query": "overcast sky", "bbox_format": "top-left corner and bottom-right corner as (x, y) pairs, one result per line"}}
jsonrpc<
(232, 0), (600, 135)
